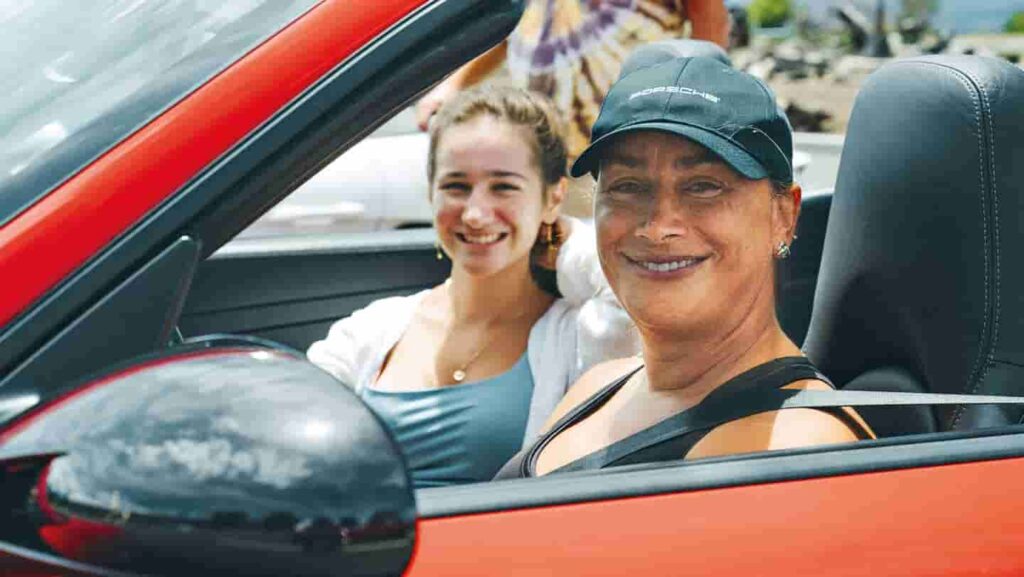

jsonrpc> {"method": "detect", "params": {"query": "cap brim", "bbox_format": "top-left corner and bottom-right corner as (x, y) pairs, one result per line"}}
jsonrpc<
(570, 121), (770, 180)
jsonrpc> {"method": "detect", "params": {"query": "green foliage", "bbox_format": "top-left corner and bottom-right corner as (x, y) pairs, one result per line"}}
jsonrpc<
(748, 0), (792, 29)
(1006, 11), (1024, 34)
(900, 0), (939, 20)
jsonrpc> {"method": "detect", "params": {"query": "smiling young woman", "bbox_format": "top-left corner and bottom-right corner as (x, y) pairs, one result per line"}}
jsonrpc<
(307, 87), (639, 488)
(496, 57), (873, 480)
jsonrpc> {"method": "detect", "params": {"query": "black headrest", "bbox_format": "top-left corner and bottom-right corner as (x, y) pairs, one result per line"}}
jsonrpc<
(803, 56), (1024, 432)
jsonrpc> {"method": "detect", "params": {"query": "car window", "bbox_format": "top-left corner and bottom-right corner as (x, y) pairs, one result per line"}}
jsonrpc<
(0, 0), (320, 227)
(237, 108), (433, 239)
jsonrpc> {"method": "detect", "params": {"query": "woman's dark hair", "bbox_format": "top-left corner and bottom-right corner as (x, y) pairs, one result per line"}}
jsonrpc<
(771, 179), (794, 196)
(427, 86), (568, 192)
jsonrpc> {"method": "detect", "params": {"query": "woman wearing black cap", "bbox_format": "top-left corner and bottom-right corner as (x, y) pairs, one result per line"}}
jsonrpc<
(496, 57), (873, 479)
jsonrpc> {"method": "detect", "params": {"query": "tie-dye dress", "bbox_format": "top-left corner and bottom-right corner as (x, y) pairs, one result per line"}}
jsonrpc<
(507, 0), (688, 159)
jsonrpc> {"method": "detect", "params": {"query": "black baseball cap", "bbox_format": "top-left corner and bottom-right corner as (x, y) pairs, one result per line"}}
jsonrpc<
(617, 39), (731, 80)
(571, 56), (793, 184)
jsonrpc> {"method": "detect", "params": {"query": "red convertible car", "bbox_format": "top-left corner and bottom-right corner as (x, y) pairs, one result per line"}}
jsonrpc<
(3, 1), (1024, 576)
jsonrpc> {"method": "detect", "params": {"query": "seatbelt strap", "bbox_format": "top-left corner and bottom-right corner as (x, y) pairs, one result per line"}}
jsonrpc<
(558, 389), (1024, 473)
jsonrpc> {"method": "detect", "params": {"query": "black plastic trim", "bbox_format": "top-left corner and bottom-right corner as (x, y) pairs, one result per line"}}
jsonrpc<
(0, 0), (522, 381)
(210, 228), (438, 259)
(417, 425), (1024, 518)
(0, 237), (200, 403)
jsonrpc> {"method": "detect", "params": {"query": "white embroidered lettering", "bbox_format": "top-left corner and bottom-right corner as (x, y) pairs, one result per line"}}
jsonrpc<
(628, 85), (720, 103)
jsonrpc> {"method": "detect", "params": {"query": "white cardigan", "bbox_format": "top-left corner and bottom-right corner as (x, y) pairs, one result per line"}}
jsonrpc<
(306, 220), (639, 444)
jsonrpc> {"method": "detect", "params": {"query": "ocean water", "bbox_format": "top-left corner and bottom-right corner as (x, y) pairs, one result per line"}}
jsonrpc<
(732, 0), (1024, 33)
(935, 0), (1024, 32)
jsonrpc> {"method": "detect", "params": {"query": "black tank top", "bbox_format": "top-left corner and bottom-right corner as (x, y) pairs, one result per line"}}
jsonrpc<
(495, 357), (871, 479)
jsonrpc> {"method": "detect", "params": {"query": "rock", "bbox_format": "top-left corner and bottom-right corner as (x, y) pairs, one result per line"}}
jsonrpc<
(783, 101), (832, 133)
(832, 55), (886, 83)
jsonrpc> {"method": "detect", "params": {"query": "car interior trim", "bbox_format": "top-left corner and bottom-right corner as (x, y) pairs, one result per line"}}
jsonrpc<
(210, 228), (438, 259)
(0, 237), (201, 405)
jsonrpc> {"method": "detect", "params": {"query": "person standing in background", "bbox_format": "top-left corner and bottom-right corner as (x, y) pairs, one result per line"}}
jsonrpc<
(416, 1), (730, 215)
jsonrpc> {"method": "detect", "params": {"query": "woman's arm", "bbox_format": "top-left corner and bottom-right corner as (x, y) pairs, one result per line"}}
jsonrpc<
(686, 0), (731, 49)
(553, 217), (606, 306)
(553, 218), (642, 376)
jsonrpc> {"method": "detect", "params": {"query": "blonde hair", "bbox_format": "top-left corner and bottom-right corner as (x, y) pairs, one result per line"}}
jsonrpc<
(427, 86), (568, 191)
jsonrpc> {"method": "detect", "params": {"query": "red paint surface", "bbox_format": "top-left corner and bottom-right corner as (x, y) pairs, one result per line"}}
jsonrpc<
(0, 0), (427, 327)
(408, 457), (1024, 576)
(34, 462), (123, 563)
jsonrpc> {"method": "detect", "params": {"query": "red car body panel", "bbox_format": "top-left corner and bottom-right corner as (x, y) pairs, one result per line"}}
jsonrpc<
(408, 456), (1024, 576)
(0, 0), (427, 328)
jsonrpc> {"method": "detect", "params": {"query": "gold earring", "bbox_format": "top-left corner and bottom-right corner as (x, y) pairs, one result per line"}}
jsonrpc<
(544, 222), (558, 258)
(435, 242), (444, 260)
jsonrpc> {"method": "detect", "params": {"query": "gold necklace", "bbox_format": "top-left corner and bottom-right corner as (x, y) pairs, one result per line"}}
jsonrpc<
(452, 342), (487, 383)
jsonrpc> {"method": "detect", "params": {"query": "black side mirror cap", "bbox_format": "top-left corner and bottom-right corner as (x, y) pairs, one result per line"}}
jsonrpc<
(0, 344), (414, 577)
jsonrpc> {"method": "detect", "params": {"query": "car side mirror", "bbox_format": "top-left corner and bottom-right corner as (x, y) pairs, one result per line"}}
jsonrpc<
(0, 345), (414, 577)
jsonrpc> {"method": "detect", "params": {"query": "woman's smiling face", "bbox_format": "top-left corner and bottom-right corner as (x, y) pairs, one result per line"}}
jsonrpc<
(431, 115), (559, 277)
(595, 130), (796, 337)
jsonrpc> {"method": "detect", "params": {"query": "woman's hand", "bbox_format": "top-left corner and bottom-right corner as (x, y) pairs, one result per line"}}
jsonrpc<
(415, 80), (458, 131)
(414, 41), (509, 131)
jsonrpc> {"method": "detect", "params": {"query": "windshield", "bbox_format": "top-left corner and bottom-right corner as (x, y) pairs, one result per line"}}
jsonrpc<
(0, 0), (320, 226)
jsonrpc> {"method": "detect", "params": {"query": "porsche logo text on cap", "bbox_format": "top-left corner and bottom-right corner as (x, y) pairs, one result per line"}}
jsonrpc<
(628, 85), (720, 103)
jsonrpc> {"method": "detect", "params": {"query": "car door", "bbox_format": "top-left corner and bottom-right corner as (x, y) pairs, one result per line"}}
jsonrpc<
(407, 431), (1024, 575)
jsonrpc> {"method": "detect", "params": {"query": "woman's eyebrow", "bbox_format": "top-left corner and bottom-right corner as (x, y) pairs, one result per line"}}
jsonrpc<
(604, 150), (720, 170)
(604, 151), (645, 169)
(488, 170), (527, 179)
(438, 170), (526, 179)
(674, 151), (720, 168)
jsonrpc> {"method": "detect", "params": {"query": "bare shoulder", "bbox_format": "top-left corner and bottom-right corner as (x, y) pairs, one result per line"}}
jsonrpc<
(686, 379), (864, 461)
(539, 356), (642, 432)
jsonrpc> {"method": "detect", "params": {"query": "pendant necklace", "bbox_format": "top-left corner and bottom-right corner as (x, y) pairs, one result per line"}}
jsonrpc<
(452, 342), (487, 383)
(444, 278), (489, 383)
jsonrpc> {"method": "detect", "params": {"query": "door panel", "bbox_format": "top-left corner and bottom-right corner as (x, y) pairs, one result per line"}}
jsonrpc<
(179, 230), (449, 350)
(408, 454), (1024, 576)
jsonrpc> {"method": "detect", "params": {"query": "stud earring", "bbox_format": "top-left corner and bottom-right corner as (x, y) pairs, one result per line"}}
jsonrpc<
(435, 242), (444, 260)
(775, 241), (791, 260)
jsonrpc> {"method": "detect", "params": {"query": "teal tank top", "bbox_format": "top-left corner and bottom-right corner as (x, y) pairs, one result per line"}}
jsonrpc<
(360, 353), (534, 488)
